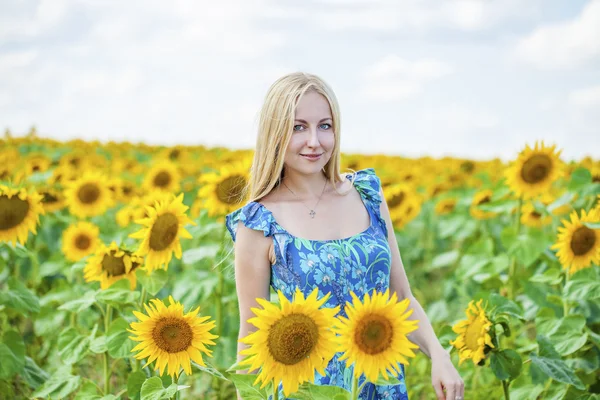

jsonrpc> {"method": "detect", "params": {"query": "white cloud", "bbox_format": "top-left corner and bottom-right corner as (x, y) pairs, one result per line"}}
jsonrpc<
(568, 84), (600, 108)
(515, 0), (600, 69)
(361, 55), (452, 101)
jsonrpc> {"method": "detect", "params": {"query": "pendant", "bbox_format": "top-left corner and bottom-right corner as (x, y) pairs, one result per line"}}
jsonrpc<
(309, 210), (316, 218)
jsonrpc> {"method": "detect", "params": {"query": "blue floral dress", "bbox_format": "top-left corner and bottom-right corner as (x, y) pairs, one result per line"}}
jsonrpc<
(225, 168), (409, 399)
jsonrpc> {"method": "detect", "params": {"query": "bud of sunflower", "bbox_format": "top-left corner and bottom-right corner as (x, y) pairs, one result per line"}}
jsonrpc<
(449, 299), (496, 366)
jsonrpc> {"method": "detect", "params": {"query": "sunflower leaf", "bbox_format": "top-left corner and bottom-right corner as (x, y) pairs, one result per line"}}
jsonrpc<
(0, 277), (40, 316)
(95, 279), (140, 307)
(140, 377), (178, 400)
(193, 361), (227, 380)
(58, 327), (91, 364)
(107, 317), (134, 359)
(292, 382), (351, 400)
(0, 330), (25, 379)
(568, 168), (592, 191)
(226, 373), (269, 400)
(31, 365), (81, 399)
(530, 353), (585, 390)
(564, 279), (600, 301)
(127, 370), (147, 400)
(21, 356), (49, 390)
(58, 290), (98, 313)
(136, 268), (169, 296)
(583, 221), (600, 229)
(490, 349), (522, 381)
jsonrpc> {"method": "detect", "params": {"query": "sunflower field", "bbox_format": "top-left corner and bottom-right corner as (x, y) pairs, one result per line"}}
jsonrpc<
(1, 129), (599, 400)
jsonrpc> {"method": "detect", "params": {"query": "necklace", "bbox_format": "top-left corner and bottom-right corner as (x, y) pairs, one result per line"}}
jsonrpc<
(282, 177), (328, 218)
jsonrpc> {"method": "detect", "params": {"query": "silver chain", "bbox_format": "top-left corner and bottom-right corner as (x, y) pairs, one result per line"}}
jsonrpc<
(281, 177), (328, 218)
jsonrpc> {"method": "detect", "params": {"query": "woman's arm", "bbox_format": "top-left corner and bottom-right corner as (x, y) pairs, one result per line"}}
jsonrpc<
(379, 187), (449, 361)
(232, 222), (272, 393)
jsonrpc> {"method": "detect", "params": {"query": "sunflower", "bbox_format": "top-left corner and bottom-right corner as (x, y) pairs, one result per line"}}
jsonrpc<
(197, 161), (250, 218)
(551, 208), (600, 275)
(504, 141), (564, 200)
(129, 193), (195, 272)
(64, 172), (114, 218)
(0, 185), (45, 246)
(470, 190), (497, 220)
(129, 296), (217, 378)
(143, 160), (181, 193)
(435, 198), (457, 215)
(520, 203), (552, 228)
(333, 289), (419, 383)
(385, 183), (419, 223)
(83, 241), (143, 289)
(450, 299), (494, 366)
(62, 221), (100, 262)
(38, 187), (65, 213)
(239, 288), (339, 397)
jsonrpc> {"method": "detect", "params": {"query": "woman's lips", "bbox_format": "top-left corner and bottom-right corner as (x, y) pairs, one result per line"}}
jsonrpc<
(301, 153), (323, 160)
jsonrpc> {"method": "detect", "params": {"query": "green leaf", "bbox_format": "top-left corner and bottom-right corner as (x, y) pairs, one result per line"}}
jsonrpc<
(489, 293), (525, 321)
(490, 349), (522, 380)
(568, 168), (592, 190)
(107, 317), (134, 358)
(21, 356), (49, 390)
(58, 290), (98, 313)
(90, 336), (107, 354)
(0, 277), (40, 315)
(95, 279), (140, 307)
(0, 330), (25, 379)
(73, 379), (102, 400)
(182, 244), (221, 264)
(292, 382), (351, 400)
(127, 371), (147, 400)
(136, 269), (169, 296)
(429, 250), (459, 270)
(478, 199), (519, 213)
(530, 268), (563, 285)
(373, 375), (401, 386)
(565, 279), (600, 301)
(530, 354), (585, 390)
(58, 327), (91, 364)
(583, 221), (600, 229)
(510, 384), (544, 400)
(547, 192), (576, 212)
(31, 366), (81, 399)
(227, 373), (269, 400)
(193, 361), (228, 380)
(140, 377), (178, 400)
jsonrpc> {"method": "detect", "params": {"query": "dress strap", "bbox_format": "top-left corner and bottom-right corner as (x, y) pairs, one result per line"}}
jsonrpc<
(225, 202), (286, 242)
(350, 168), (388, 238)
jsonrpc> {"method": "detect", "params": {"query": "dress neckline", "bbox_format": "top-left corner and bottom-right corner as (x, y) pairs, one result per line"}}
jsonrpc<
(252, 172), (374, 243)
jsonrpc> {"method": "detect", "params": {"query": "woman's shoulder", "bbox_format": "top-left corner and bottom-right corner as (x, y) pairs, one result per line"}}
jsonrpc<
(225, 201), (280, 242)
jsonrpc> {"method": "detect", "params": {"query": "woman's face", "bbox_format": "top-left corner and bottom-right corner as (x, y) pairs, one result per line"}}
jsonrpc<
(284, 91), (335, 175)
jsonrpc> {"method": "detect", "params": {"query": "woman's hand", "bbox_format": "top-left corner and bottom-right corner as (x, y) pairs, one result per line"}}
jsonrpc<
(431, 352), (465, 400)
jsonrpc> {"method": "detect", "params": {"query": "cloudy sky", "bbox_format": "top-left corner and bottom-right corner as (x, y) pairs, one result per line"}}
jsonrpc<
(1, 0), (599, 161)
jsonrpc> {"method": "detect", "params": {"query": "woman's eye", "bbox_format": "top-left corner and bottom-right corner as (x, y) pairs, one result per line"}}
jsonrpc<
(320, 123), (332, 130)
(293, 125), (304, 132)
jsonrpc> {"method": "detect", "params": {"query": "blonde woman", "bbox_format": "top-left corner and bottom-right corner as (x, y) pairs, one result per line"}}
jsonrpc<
(225, 72), (464, 400)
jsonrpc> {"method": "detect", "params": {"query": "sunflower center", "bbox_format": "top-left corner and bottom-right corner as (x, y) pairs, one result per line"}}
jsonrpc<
(267, 313), (319, 365)
(355, 314), (393, 355)
(443, 203), (455, 212)
(520, 154), (551, 184)
(215, 175), (247, 205)
(42, 192), (59, 204)
(477, 196), (491, 206)
(388, 192), (406, 209)
(464, 316), (485, 351)
(0, 195), (30, 231)
(75, 234), (91, 250)
(570, 226), (596, 256)
(77, 183), (100, 204)
(149, 213), (179, 251)
(101, 253), (127, 277)
(152, 317), (194, 353)
(460, 161), (475, 174)
(153, 171), (172, 188)
(531, 212), (541, 220)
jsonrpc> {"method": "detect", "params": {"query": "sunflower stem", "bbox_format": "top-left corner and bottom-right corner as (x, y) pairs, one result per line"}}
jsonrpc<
(171, 375), (179, 400)
(508, 197), (523, 300)
(272, 382), (279, 400)
(563, 272), (570, 317)
(502, 379), (510, 400)
(350, 373), (359, 400)
(104, 305), (112, 395)
(215, 224), (227, 340)
(139, 286), (147, 309)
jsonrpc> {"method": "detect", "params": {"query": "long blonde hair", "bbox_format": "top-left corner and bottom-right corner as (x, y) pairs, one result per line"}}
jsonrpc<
(247, 72), (352, 203)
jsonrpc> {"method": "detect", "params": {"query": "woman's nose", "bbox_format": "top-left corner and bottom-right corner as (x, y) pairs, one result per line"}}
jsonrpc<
(307, 128), (320, 147)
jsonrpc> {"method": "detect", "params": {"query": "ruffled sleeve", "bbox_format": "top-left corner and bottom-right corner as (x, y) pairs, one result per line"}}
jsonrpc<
(225, 202), (282, 243)
(351, 168), (383, 207)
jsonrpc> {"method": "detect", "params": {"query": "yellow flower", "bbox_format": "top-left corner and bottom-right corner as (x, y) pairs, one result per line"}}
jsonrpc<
(143, 160), (181, 193)
(551, 208), (600, 275)
(333, 289), (419, 383)
(62, 221), (100, 262)
(239, 288), (339, 397)
(129, 193), (195, 272)
(196, 161), (250, 218)
(520, 203), (552, 228)
(435, 198), (457, 215)
(38, 187), (65, 213)
(450, 299), (494, 366)
(129, 296), (217, 378)
(83, 241), (143, 290)
(504, 141), (564, 200)
(470, 190), (497, 220)
(64, 172), (114, 218)
(0, 185), (45, 246)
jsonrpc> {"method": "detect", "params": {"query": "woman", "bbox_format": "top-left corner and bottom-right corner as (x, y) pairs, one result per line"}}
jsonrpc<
(225, 72), (464, 400)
